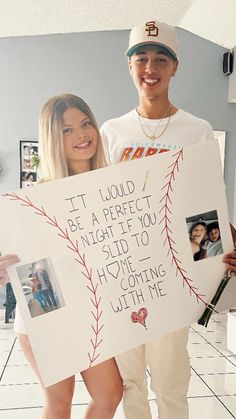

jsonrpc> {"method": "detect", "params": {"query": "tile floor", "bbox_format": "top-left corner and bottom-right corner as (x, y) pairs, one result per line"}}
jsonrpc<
(0, 309), (236, 418)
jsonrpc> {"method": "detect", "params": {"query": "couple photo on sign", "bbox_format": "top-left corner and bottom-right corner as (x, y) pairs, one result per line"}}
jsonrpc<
(16, 258), (62, 318)
(187, 210), (223, 262)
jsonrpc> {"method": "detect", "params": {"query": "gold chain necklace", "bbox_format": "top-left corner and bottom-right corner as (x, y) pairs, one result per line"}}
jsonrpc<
(136, 104), (172, 140)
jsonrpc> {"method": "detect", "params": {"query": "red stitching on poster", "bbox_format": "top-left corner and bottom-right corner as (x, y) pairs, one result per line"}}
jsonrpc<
(3, 192), (103, 367)
(159, 150), (207, 305)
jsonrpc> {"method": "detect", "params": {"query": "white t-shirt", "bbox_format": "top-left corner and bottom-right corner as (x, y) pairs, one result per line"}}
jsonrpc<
(36, 271), (48, 291)
(204, 239), (223, 257)
(100, 109), (214, 165)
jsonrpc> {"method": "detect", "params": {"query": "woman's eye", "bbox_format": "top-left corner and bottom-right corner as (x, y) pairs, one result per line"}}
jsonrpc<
(63, 128), (72, 135)
(83, 120), (92, 127)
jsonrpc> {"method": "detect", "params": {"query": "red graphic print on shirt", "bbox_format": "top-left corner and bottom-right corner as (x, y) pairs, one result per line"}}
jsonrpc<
(119, 146), (171, 162)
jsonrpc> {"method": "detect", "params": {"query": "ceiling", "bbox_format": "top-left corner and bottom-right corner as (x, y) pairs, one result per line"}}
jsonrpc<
(0, 0), (235, 49)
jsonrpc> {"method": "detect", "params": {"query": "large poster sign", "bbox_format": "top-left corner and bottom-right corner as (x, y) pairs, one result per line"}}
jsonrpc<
(0, 140), (235, 386)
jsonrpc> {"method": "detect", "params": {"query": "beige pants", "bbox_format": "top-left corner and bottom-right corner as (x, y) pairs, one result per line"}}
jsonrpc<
(116, 327), (190, 419)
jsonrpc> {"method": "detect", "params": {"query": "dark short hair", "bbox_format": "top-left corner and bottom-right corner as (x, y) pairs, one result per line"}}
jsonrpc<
(207, 221), (220, 234)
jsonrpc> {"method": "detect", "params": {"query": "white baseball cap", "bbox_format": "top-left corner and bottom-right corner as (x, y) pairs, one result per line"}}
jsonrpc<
(126, 20), (178, 59)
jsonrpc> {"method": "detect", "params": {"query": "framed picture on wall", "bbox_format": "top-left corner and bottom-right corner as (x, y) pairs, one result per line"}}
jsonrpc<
(20, 140), (40, 188)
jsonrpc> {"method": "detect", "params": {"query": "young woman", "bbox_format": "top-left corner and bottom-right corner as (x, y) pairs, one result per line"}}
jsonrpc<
(29, 273), (49, 312)
(0, 94), (123, 419)
(189, 221), (207, 261)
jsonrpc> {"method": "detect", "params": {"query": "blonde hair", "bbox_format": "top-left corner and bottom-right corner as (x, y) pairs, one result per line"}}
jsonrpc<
(39, 93), (106, 182)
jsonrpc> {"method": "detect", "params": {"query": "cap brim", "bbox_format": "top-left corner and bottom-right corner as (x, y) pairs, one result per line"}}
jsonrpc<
(126, 42), (177, 59)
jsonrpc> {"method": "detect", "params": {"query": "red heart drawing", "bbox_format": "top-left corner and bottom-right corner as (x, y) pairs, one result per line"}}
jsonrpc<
(131, 307), (148, 329)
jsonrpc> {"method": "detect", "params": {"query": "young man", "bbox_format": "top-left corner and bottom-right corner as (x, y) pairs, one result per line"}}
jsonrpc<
(101, 19), (236, 419)
(204, 221), (223, 257)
